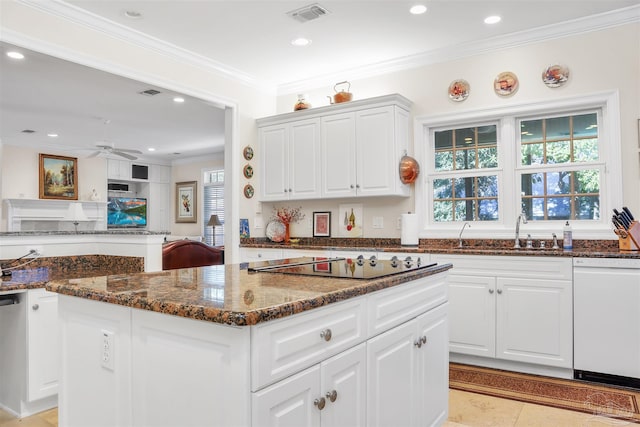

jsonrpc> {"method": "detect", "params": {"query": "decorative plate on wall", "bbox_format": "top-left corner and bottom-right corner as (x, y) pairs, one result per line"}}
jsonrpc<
(448, 79), (470, 102)
(243, 164), (254, 179)
(542, 65), (570, 88)
(243, 184), (254, 199)
(243, 145), (254, 161)
(494, 71), (519, 97)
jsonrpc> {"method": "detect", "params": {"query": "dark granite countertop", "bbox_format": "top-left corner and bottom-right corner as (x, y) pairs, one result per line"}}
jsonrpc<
(45, 261), (452, 326)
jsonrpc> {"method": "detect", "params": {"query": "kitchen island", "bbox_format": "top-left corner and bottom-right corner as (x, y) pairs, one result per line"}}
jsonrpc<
(47, 258), (452, 427)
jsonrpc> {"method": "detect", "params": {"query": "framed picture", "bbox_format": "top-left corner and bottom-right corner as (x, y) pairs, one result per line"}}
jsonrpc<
(313, 211), (331, 237)
(175, 181), (197, 223)
(39, 153), (78, 200)
(240, 218), (250, 238)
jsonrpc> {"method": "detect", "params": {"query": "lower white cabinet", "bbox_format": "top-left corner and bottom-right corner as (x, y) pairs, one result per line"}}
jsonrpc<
(27, 289), (59, 401)
(252, 343), (366, 427)
(239, 247), (284, 263)
(433, 255), (573, 373)
(367, 303), (448, 427)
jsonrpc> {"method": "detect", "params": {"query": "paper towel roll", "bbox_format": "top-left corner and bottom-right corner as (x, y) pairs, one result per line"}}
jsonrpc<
(401, 213), (419, 246)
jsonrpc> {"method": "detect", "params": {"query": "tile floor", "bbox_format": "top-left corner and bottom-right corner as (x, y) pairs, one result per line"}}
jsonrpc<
(3, 389), (635, 427)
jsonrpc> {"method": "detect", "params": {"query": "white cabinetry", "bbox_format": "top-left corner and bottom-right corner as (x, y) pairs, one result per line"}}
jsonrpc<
(26, 289), (59, 402)
(239, 247), (284, 263)
(367, 303), (448, 427)
(147, 183), (169, 231)
(432, 254), (573, 375)
(257, 94), (411, 202)
(107, 159), (131, 181)
(259, 118), (321, 201)
(321, 105), (410, 198)
(253, 343), (366, 427)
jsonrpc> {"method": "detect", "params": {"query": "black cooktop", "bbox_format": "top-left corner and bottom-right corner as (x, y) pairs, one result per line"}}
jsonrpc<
(247, 256), (436, 280)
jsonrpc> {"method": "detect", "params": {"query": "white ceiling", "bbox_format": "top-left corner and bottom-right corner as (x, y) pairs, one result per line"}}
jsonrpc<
(1, 0), (637, 162)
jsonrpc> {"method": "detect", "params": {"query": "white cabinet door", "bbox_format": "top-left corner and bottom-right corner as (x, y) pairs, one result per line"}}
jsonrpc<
(147, 183), (169, 231)
(416, 303), (449, 427)
(448, 274), (496, 357)
(496, 277), (572, 368)
(367, 319), (417, 427)
(355, 106), (400, 197)
(252, 365), (321, 427)
(260, 124), (288, 201)
(239, 248), (283, 263)
(149, 164), (171, 184)
(321, 112), (357, 198)
(289, 118), (321, 200)
(320, 343), (366, 427)
(107, 159), (130, 181)
(27, 289), (58, 401)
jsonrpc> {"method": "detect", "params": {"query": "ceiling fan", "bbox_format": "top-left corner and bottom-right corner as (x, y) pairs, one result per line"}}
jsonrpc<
(87, 143), (143, 160)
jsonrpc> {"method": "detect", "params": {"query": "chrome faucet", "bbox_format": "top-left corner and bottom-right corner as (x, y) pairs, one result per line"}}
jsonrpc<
(458, 222), (471, 248)
(514, 213), (528, 248)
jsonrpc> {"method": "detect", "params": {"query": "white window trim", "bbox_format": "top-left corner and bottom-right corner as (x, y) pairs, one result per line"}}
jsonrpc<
(414, 90), (622, 240)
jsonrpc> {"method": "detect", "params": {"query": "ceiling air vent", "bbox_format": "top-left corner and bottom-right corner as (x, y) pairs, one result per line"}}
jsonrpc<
(139, 89), (161, 96)
(21, 129), (36, 133)
(287, 3), (330, 23)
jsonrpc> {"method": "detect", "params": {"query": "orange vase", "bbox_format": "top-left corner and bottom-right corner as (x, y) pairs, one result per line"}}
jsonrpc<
(284, 222), (290, 244)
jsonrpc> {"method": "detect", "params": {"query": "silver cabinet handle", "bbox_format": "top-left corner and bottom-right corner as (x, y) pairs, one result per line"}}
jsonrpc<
(356, 184), (360, 189)
(314, 397), (326, 410)
(489, 289), (494, 294)
(414, 338), (422, 348)
(320, 329), (332, 342)
(325, 390), (337, 402)
(497, 289), (503, 294)
(350, 184), (355, 189)
(32, 304), (39, 311)
(421, 336), (427, 345)
(288, 188), (292, 192)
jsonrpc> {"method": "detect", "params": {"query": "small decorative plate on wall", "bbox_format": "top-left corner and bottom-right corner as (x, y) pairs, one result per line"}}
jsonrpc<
(448, 79), (470, 102)
(243, 164), (254, 179)
(243, 145), (254, 161)
(542, 64), (569, 88)
(243, 184), (254, 199)
(494, 71), (519, 97)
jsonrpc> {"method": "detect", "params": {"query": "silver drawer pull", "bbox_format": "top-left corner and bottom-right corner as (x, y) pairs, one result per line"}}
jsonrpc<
(314, 397), (326, 410)
(320, 329), (332, 342)
(414, 339), (422, 348)
(32, 304), (39, 311)
(421, 336), (427, 345)
(489, 289), (494, 294)
(497, 289), (503, 294)
(326, 390), (337, 402)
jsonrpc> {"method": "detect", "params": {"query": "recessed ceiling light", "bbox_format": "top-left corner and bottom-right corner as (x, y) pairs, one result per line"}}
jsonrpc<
(173, 97), (185, 103)
(6, 51), (25, 59)
(484, 15), (501, 24)
(124, 10), (143, 19)
(147, 148), (156, 152)
(409, 4), (427, 15)
(47, 133), (58, 138)
(291, 37), (312, 47)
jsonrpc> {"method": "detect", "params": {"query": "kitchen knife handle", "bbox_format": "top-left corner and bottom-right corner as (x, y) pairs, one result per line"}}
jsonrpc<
(623, 207), (635, 221)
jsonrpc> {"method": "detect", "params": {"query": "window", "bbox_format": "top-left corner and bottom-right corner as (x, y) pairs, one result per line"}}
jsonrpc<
(519, 112), (601, 221)
(432, 124), (499, 222)
(418, 92), (622, 236)
(203, 169), (224, 246)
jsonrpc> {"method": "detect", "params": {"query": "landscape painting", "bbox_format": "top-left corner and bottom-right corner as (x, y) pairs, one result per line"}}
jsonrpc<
(39, 153), (78, 200)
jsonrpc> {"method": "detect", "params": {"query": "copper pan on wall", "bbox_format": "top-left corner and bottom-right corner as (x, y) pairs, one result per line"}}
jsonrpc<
(399, 154), (420, 184)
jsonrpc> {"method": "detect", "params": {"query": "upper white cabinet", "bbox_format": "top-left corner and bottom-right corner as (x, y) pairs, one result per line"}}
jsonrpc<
(259, 118), (321, 201)
(322, 105), (410, 198)
(257, 94), (411, 201)
(107, 159), (131, 181)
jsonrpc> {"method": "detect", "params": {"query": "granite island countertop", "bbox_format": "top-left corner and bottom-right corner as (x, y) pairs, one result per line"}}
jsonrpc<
(46, 260), (452, 326)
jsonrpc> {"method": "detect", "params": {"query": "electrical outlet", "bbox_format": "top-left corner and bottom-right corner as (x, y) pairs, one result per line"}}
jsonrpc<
(101, 330), (115, 371)
(28, 247), (43, 256)
(372, 216), (384, 229)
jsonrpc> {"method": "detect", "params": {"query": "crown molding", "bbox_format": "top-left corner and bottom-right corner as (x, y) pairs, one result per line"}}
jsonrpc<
(11, 0), (639, 97)
(277, 5), (640, 95)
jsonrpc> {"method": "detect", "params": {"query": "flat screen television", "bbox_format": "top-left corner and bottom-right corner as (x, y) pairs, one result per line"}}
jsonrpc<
(107, 197), (147, 228)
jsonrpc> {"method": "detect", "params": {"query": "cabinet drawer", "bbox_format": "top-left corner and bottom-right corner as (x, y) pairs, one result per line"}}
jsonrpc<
(251, 298), (366, 391)
(430, 255), (572, 281)
(367, 273), (448, 338)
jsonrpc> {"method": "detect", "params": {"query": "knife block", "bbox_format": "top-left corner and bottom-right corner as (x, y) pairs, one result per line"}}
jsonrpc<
(618, 221), (640, 251)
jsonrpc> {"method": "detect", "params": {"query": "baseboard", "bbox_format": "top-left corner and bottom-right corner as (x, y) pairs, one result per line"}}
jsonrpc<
(450, 353), (574, 379)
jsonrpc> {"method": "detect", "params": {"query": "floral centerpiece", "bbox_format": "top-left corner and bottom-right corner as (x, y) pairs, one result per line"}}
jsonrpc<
(272, 206), (305, 244)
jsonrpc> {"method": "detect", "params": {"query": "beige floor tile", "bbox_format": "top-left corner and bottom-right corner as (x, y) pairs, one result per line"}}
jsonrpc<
(515, 402), (638, 427)
(36, 408), (58, 425)
(0, 409), (15, 425)
(448, 389), (523, 427)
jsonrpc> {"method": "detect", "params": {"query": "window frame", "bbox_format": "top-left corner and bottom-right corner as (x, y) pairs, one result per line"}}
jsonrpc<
(203, 169), (225, 246)
(415, 91), (622, 240)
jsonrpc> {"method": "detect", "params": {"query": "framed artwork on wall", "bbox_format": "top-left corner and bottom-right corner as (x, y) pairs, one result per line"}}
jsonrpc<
(175, 181), (197, 223)
(39, 153), (78, 200)
(313, 211), (331, 237)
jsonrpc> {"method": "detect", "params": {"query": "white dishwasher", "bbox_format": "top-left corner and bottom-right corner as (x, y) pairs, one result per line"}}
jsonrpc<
(573, 257), (640, 388)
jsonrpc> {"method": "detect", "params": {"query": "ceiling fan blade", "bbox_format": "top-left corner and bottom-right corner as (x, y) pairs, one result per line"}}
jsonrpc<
(115, 148), (143, 154)
(87, 150), (101, 158)
(113, 151), (138, 160)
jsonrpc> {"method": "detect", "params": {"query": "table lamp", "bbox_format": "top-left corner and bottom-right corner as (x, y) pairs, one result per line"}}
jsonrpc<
(65, 202), (88, 232)
(207, 214), (222, 245)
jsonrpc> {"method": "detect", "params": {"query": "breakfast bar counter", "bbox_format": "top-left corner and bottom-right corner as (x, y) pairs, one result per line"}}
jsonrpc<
(48, 259), (452, 427)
